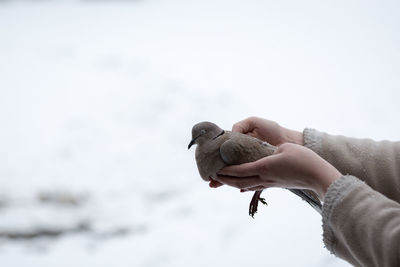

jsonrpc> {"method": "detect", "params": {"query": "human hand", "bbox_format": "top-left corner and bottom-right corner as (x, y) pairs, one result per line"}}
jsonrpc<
(231, 116), (303, 146)
(215, 143), (342, 198)
(208, 116), (304, 188)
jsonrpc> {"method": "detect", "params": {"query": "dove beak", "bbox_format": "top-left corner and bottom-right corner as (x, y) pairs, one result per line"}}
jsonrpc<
(188, 138), (196, 149)
(188, 130), (208, 149)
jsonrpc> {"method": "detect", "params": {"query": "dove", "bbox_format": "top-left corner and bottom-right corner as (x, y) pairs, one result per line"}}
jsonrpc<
(188, 121), (322, 217)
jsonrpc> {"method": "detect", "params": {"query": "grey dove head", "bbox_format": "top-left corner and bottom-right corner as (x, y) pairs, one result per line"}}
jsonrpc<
(188, 122), (224, 149)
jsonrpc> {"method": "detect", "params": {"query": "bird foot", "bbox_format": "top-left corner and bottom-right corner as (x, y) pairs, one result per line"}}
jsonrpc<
(249, 191), (267, 218)
(249, 201), (258, 218)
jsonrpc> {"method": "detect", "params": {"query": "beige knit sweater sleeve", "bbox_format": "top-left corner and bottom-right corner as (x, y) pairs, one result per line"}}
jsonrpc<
(303, 129), (400, 267)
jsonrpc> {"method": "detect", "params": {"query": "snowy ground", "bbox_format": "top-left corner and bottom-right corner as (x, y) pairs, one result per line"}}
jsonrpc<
(0, 0), (399, 266)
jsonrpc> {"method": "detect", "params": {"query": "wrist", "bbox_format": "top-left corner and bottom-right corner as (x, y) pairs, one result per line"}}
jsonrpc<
(316, 168), (342, 198)
(283, 129), (304, 146)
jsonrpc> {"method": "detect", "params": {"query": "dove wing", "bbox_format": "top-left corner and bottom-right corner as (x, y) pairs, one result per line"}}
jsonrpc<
(220, 132), (276, 165)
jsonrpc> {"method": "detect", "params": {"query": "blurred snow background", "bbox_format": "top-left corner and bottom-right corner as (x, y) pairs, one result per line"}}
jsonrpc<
(0, 0), (399, 266)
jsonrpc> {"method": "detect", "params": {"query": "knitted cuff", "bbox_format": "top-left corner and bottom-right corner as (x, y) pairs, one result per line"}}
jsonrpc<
(322, 175), (364, 253)
(303, 128), (323, 155)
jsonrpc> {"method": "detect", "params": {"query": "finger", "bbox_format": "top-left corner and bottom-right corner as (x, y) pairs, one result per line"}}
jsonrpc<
(215, 174), (263, 189)
(209, 179), (223, 188)
(244, 185), (267, 191)
(246, 132), (259, 138)
(232, 117), (256, 133)
(218, 162), (259, 177)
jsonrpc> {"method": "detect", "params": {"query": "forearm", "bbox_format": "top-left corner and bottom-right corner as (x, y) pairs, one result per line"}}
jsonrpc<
(323, 175), (400, 267)
(303, 128), (400, 203)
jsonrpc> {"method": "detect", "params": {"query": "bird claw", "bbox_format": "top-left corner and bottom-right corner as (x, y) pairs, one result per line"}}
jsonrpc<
(259, 197), (268, 206)
(249, 203), (257, 218)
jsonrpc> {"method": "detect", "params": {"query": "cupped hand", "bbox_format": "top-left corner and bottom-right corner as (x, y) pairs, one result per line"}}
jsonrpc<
(214, 143), (342, 198)
(232, 116), (303, 146)
(208, 116), (304, 189)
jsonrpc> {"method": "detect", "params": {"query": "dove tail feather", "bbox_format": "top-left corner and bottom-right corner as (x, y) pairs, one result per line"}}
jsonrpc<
(288, 189), (322, 214)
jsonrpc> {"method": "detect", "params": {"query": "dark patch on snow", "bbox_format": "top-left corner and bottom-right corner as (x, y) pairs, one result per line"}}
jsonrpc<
(0, 222), (90, 240)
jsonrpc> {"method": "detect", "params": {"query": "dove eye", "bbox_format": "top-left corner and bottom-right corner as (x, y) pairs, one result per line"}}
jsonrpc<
(201, 129), (207, 135)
